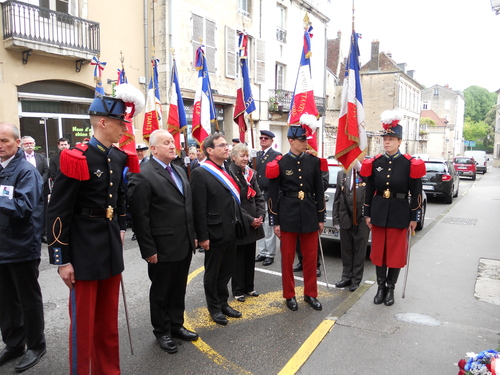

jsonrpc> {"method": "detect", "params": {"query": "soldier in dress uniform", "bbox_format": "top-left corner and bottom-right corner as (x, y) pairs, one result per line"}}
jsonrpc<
(267, 125), (327, 311)
(254, 130), (281, 266)
(333, 163), (370, 292)
(47, 85), (143, 374)
(360, 110), (425, 307)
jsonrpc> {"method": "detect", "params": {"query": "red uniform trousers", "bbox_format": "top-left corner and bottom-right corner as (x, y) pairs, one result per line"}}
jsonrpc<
(280, 231), (318, 299)
(69, 274), (121, 375)
(370, 225), (408, 268)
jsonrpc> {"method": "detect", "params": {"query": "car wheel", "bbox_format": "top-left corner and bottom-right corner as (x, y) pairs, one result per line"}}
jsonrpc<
(416, 202), (426, 231)
(444, 186), (453, 204)
(472, 173), (476, 181)
(453, 182), (459, 197)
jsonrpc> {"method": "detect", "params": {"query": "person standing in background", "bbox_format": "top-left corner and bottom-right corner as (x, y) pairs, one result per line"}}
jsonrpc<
(0, 122), (46, 372)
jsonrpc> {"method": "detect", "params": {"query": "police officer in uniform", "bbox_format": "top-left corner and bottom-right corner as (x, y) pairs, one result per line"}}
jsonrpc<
(47, 88), (142, 374)
(267, 125), (326, 311)
(360, 110), (425, 307)
(254, 130), (281, 266)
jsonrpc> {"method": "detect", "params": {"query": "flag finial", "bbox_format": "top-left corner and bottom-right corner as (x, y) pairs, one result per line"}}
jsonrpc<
(303, 13), (311, 29)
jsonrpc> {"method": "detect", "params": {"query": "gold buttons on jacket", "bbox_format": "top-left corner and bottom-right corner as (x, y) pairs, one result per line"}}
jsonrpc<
(110, 170), (113, 174)
(110, 182), (113, 186)
(108, 158), (111, 162)
(109, 194), (113, 198)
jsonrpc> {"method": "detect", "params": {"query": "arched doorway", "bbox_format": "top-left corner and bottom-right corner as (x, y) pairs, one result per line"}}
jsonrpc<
(18, 80), (94, 159)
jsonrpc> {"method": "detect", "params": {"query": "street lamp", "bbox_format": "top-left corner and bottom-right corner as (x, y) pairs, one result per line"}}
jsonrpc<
(491, 0), (500, 15)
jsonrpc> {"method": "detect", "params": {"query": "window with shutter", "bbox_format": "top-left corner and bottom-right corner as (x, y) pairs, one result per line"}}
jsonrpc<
(255, 38), (265, 85)
(225, 27), (236, 79)
(192, 14), (216, 74)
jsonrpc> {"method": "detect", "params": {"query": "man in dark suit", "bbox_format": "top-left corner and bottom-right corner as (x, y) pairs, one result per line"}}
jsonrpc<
(21, 136), (49, 243)
(254, 130), (281, 266)
(49, 137), (70, 182)
(333, 165), (370, 292)
(190, 145), (206, 171)
(128, 130), (198, 354)
(190, 133), (243, 325)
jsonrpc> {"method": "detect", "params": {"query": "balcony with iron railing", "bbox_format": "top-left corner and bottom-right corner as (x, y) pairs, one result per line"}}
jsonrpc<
(276, 27), (286, 43)
(268, 89), (326, 115)
(2, 0), (99, 62)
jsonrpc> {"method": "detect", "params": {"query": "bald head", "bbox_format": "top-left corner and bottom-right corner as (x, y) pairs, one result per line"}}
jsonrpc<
(0, 122), (21, 162)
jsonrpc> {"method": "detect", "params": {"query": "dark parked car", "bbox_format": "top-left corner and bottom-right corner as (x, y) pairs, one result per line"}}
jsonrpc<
(422, 159), (459, 204)
(453, 156), (476, 180)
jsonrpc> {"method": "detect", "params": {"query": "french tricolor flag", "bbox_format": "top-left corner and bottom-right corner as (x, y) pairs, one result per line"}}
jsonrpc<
(335, 32), (367, 172)
(288, 26), (320, 152)
(166, 59), (187, 152)
(192, 46), (216, 145)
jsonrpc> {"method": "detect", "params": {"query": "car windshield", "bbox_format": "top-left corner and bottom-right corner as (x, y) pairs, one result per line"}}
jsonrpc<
(454, 158), (473, 164)
(425, 162), (446, 173)
(328, 165), (343, 188)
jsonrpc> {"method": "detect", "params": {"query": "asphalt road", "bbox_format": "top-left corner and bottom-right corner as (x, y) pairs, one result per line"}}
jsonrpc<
(0, 173), (482, 375)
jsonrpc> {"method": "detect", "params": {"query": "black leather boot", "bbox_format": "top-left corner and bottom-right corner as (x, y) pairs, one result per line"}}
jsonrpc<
(373, 266), (387, 305)
(384, 268), (401, 306)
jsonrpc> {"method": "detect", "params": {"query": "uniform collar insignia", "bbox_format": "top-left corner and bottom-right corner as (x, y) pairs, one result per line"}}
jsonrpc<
(94, 169), (103, 178)
(89, 137), (110, 155)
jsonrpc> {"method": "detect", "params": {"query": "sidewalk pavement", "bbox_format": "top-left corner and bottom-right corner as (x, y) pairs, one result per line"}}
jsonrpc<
(300, 167), (500, 374)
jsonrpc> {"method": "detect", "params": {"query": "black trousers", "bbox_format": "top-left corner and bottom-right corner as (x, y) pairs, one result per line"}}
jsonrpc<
(148, 251), (193, 338)
(339, 223), (370, 285)
(203, 241), (236, 315)
(231, 242), (257, 296)
(0, 259), (45, 350)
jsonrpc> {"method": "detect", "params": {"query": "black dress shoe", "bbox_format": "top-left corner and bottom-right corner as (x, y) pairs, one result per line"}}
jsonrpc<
(335, 279), (352, 288)
(41, 235), (48, 244)
(262, 257), (274, 266)
(316, 267), (321, 277)
(245, 291), (259, 297)
(0, 347), (24, 366)
(235, 295), (245, 302)
(14, 346), (46, 372)
(349, 284), (359, 292)
(221, 306), (242, 318)
(286, 297), (298, 311)
(156, 334), (177, 353)
(304, 295), (322, 311)
(255, 254), (266, 262)
(211, 312), (228, 325)
(293, 262), (303, 272)
(131, 233), (137, 241)
(171, 327), (199, 341)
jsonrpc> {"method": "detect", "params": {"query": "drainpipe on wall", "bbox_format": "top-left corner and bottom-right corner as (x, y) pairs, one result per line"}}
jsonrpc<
(144, 0), (149, 91)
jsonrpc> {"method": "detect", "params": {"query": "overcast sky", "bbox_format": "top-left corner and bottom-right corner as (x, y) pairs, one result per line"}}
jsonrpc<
(327, 0), (500, 92)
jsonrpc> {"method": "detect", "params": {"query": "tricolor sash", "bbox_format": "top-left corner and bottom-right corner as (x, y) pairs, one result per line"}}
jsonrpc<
(201, 161), (241, 204)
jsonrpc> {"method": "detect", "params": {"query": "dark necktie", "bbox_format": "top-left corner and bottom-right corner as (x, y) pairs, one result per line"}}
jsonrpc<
(166, 165), (183, 194)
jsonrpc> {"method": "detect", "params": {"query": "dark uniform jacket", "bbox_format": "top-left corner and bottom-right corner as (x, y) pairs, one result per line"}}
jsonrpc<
(333, 170), (366, 229)
(229, 163), (266, 246)
(47, 141), (128, 280)
(127, 158), (195, 262)
(361, 152), (424, 229)
(190, 160), (239, 247)
(49, 152), (61, 181)
(268, 152), (326, 233)
(255, 148), (281, 199)
(0, 148), (44, 263)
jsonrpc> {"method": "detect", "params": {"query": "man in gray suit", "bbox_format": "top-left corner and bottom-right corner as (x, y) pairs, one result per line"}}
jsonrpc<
(332, 166), (370, 292)
(128, 130), (198, 354)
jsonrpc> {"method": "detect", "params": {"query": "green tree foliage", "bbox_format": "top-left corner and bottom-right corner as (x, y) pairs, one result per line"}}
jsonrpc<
(463, 120), (489, 142)
(420, 117), (436, 127)
(463, 86), (496, 123)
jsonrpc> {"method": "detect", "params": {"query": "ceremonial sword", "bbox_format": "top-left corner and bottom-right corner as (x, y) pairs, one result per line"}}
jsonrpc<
(120, 275), (134, 355)
(401, 228), (414, 299)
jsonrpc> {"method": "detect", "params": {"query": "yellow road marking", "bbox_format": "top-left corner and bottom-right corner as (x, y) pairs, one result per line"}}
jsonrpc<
(184, 265), (338, 374)
(277, 319), (336, 375)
